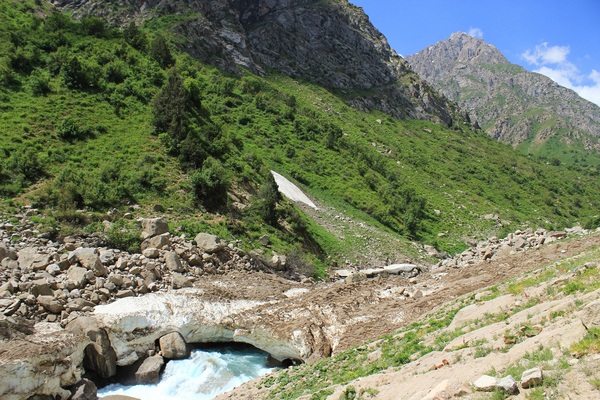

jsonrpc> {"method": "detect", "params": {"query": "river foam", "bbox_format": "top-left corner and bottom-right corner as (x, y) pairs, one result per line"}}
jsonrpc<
(98, 345), (275, 400)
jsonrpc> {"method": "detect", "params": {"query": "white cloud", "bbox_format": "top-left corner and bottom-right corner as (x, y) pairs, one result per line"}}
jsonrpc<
(468, 27), (484, 39)
(523, 42), (570, 65)
(522, 43), (600, 107)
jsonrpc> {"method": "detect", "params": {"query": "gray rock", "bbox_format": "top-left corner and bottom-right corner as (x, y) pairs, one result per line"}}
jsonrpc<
(69, 378), (97, 400)
(496, 375), (518, 394)
(159, 332), (189, 359)
(141, 218), (169, 239)
(78, 253), (107, 277)
(142, 248), (160, 259)
(345, 273), (368, 284)
(165, 252), (184, 272)
(115, 289), (135, 298)
(335, 269), (353, 278)
(0, 281), (15, 295)
(384, 264), (420, 276)
(134, 355), (165, 384)
(17, 247), (51, 271)
(187, 254), (203, 266)
(473, 375), (497, 392)
(68, 248), (97, 265)
(3, 299), (21, 316)
(521, 367), (543, 389)
(45, 263), (62, 276)
(37, 295), (64, 313)
(194, 233), (225, 254)
(171, 272), (193, 289)
(0, 242), (14, 261)
(99, 249), (117, 264)
(30, 279), (53, 297)
(68, 317), (117, 379)
(140, 234), (171, 251)
(67, 266), (88, 289)
(271, 254), (287, 271)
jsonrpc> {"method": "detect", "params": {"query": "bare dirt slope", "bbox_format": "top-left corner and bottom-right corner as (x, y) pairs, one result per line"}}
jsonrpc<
(217, 231), (600, 399)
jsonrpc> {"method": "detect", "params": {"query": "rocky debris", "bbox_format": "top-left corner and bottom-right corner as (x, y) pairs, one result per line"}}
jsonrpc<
(436, 227), (583, 270)
(521, 367), (543, 389)
(159, 332), (189, 359)
(337, 263), (423, 281)
(0, 211), (281, 325)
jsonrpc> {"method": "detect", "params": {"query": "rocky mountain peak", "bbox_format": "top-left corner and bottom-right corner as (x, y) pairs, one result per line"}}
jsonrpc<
(407, 33), (600, 161)
(412, 32), (510, 82)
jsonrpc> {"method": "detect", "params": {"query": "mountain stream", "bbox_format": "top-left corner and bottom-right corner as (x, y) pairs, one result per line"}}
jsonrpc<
(98, 344), (275, 400)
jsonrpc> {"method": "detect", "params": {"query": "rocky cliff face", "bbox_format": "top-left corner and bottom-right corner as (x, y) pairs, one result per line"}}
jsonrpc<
(50, 0), (461, 125)
(407, 32), (600, 157)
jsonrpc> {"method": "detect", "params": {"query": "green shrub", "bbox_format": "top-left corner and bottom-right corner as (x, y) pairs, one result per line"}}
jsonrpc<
(190, 157), (230, 211)
(256, 172), (281, 225)
(27, 68), (52, 95)
(105, 220), (142, 253)
(583, 215), (600, 230)
(56, 117), (94, 141)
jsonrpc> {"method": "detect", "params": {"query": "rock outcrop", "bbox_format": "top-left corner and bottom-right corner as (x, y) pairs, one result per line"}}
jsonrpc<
(50, 0), (464, 126)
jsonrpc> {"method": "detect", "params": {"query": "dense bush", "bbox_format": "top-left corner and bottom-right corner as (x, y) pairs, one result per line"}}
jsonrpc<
(256, 172), (281, 225)
(190, 157), (230, 211)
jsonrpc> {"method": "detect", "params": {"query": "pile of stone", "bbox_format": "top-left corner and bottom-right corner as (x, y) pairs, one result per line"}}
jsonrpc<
(473, 367), (543, 395)
(0, 212), (274, 325)
(436, 227), (589, 270)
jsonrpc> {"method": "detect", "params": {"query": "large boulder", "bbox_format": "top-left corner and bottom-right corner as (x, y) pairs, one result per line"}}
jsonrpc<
(194, 233), (225, 254)
(37, 296), (64, 314)
(141, 218), (169, 239)
(165, 252), (184, 272)
(17, 247), (51, 271)
(171, 273), (193, 289)
(0, 243), (16, 262)
(68, 317), (117, 379)
(159, 332), (189, 359)
(134, 356), (164, 384)
(69, 378), (97, 400)
(521, 367), (543, 389)
(78, 253), (107, 277)
(67, 248), (97, 265)
(67, 266), (88, 289)
(140, 234), (170, 252)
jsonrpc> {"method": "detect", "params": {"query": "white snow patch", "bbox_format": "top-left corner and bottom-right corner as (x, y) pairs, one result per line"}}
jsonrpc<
(271, 171), (318, 210)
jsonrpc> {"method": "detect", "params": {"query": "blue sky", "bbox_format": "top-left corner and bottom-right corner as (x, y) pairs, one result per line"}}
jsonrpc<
(350, 0), (600, 106)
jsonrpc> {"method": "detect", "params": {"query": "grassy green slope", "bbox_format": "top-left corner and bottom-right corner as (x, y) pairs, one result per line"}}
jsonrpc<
(1, 0), (598, 270)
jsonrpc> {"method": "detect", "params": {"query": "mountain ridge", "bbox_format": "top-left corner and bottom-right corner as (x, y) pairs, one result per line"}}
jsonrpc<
(50, 0), (465, 126)
(407, 32), (600, 166)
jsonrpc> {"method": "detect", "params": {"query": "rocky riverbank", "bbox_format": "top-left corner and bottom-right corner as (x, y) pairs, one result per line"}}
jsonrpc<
(1, 206), (597, 400)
